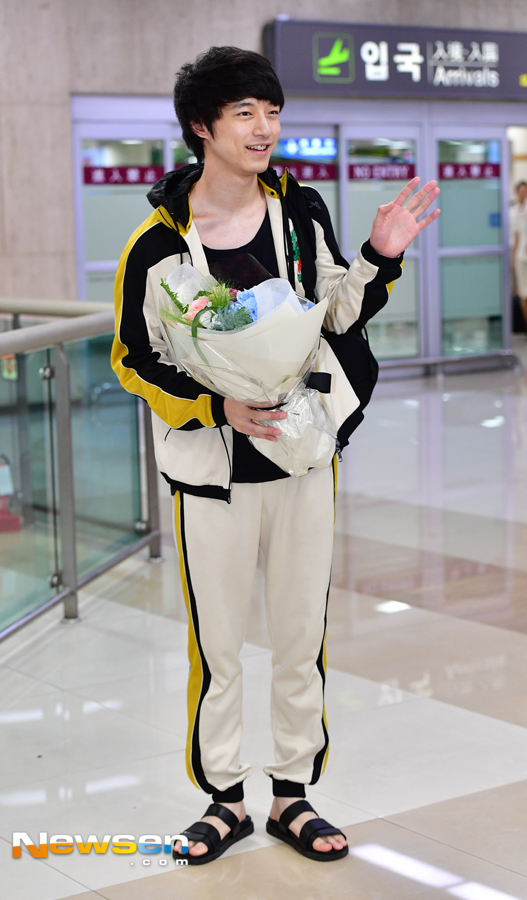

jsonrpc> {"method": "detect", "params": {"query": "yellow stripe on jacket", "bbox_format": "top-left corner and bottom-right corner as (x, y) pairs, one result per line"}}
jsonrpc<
(111, 207), (215, 429)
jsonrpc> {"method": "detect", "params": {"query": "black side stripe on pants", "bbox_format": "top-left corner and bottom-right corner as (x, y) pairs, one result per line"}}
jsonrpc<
(179, 493), (215, 793)
(309, 576), (331, 785)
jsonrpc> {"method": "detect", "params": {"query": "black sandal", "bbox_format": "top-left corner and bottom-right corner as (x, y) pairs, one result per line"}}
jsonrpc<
(266, 799), (348, 862)
(172, 802), (254, 865)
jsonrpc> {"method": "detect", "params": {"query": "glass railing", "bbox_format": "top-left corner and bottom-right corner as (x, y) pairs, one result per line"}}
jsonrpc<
(0, 306), (160, 639)
(66, 334), (143, 579)
(0, 345), (59, 630)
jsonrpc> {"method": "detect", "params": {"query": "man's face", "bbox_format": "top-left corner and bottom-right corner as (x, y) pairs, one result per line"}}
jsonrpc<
(195, 98), (281, 174)
(518, 184), (527, 204)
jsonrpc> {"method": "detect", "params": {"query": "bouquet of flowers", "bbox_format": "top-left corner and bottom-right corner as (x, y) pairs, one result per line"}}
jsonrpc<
(158, 263), (336, 477)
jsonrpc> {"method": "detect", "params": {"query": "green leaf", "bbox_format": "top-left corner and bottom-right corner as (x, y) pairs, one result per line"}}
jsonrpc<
(190, 307), (212, 364)
(190, 306), (211, 339)
(160, 278), (187, 314)
(160, 308), (188, 326)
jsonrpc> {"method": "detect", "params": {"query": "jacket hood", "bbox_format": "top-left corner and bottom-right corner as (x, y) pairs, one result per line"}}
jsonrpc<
(147, 162), (286, 233)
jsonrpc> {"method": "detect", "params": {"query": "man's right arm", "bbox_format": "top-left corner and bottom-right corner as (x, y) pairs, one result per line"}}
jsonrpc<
(111, 213), (227, 431)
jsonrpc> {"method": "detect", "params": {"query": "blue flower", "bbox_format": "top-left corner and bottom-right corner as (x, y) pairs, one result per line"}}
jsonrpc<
(235, 289), (258, 321)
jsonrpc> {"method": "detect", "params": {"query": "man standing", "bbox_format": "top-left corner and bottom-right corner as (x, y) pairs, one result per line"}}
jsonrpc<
(112, 46), (440, 864)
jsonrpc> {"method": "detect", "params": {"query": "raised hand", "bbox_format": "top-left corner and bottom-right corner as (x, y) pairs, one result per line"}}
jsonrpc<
(369, 176), (440, 259)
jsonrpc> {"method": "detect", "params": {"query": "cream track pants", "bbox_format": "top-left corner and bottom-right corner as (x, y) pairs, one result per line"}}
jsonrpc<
(173, 460), (336, 795)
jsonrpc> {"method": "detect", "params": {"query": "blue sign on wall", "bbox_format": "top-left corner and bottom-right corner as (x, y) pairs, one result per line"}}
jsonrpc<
(279, 138), (337, 159)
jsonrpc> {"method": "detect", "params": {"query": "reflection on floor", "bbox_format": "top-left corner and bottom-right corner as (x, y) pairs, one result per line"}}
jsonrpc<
(2, 341), (527, 899)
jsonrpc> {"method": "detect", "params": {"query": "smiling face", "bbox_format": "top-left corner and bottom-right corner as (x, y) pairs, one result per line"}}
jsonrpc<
(192, 98), (281, 175)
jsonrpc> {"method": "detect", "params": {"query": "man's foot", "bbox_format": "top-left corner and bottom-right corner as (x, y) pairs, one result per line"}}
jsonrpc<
(173, 800), (246, 857)
(269, 797), (348, 853)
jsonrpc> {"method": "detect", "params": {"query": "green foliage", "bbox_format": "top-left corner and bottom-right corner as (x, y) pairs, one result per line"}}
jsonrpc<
(212, 305), (253, 331)
(160, 278), (187, 314)
(190, 301), (252, 338)
(207, 283), (233, 308)
(160, 307), (188, 326)
(160, 276), (250, 340)
(191, 305), (213, 339)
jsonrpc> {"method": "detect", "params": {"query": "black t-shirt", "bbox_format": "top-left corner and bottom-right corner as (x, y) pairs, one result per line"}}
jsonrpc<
(202, 211), (289, 484)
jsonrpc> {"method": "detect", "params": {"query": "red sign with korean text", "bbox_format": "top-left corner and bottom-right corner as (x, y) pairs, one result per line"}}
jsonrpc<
(83, 166), (164, 186)
(438, 163), (500, 179)
(348, 163), (416, 180)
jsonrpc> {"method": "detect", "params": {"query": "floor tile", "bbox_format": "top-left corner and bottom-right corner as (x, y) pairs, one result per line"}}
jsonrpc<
(0, 665), (61, 709)
(51, 895), (103, 900)
(336, 493), (527, 575)
(0, 835), (91, 900)
(82, 542), (187, 623)
(326, 610), (527, 728)
(321, 695), (527, 817)
(77, 592), (151, 624)
(340, 377), (527, 527)
(85, 818), (527, 900)
(389, 779), (527, 878)
(331, 530), (527, 633)
(0, 689), (183, 791)
(327, 585), (446, 635)
(73, 669), (189, 739)
(0, 751), (212, 890)
(4, 619), (189, 691)
(0, 603), (64, 666)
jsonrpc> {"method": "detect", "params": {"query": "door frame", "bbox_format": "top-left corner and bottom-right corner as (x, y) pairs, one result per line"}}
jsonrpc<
(430, 123), (510, 356)
(339, 121), (425, 358)
(71, 96), (181, 301)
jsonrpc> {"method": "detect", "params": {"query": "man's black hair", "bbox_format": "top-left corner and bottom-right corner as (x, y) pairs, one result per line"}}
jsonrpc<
(516, 180), (527, 190)
(174, 46), (284, 163)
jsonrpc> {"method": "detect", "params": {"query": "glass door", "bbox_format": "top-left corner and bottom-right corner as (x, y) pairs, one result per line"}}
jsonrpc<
(433, 128), (508, 355)
(82, 138), (166, 303)
(340, 124), (424, 360)
(271, 127), (339, 237)
(73, 115), (190, 303)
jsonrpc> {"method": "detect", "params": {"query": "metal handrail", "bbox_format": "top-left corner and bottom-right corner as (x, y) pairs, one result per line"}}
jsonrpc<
(0, 298), (113, 316)
(0, 304), (161, 643)
(0, 312), (114, 355)
(379, 349), (518, 370)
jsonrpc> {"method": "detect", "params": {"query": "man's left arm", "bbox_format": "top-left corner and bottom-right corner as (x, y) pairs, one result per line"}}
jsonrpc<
(309, 177), (440, 334)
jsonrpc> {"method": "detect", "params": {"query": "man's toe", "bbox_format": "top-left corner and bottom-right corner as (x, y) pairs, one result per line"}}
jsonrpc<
(312, 836), (333, 852)
(312, 833), (347, 852)
(189, 841), (208, 856)
(329, 834), (347, 849)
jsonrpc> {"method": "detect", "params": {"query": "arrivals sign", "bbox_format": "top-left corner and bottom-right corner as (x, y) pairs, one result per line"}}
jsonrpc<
(264, 20), (527, 100)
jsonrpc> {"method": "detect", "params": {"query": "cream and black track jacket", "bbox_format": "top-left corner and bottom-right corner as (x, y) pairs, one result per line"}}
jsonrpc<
(111, 164), (403, 501)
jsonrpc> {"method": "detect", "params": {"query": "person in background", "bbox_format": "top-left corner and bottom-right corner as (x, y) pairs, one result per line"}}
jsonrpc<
(511, 181), (527, 332)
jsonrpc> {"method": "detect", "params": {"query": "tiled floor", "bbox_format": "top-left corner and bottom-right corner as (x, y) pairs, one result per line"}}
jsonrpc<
(2, 337), (527, 899)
